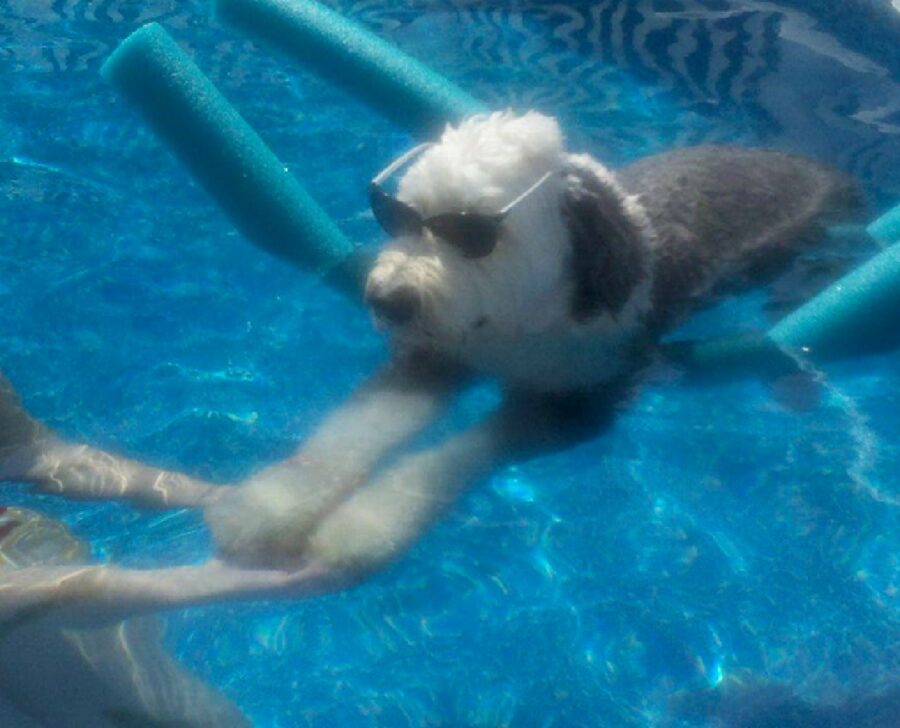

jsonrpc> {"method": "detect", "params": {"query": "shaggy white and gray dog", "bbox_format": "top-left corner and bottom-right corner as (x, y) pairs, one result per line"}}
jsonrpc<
(364, 111), (857, 392)
(0, 112), (862, 618)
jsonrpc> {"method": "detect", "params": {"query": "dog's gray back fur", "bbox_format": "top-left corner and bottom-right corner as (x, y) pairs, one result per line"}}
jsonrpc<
(617, 146), (863, 328)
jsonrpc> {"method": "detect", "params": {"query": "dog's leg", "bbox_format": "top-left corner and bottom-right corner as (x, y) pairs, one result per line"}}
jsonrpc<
(0, 374), (215, 509)
(205, 353), (464, 566)
(301, 417), (500, 579)
(299, 383), (630, 581)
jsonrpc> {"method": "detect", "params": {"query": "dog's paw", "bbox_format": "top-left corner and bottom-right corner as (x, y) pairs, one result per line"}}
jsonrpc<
(204, 460), (344, 568)
(304, 454), (448, 577)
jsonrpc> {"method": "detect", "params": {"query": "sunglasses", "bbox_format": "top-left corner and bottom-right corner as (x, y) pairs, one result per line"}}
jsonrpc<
(369, 143), (554, 259)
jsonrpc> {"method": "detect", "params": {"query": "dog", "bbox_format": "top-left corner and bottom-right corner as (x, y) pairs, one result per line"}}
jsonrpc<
(363, 111), (860, 391)
(0, 111), (864, 620)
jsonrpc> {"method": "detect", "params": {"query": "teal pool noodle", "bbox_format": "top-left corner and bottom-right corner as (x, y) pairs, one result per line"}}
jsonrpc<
(764, 204), (900, 359)
(670, 204), (900, 374)
(101, 22), (363, 295)
(768, 236), (900, 360)
(214, 0), (487, 138)
(867, 202), (900, 246)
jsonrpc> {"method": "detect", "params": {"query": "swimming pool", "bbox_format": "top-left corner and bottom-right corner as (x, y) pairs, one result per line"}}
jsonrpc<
(2, 0), (900, 725)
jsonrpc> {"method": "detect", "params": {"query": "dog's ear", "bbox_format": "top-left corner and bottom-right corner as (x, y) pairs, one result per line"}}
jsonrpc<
(561, 163), (646, 322)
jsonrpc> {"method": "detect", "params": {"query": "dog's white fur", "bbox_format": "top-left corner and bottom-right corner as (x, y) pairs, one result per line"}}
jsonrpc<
(366, 111), (656, 391)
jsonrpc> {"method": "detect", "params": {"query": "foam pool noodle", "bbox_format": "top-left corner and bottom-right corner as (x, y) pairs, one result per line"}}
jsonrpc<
(668, 209), (900, 375)
(101, 22), (368, 298)
(213, 0), (487, 138)
(867, 203), (900, 246)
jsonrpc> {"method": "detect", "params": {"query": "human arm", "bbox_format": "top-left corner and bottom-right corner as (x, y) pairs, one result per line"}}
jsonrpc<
(0, 373), (217, 509)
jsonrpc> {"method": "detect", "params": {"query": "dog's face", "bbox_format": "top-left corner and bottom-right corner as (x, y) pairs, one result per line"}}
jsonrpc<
(365, 112), (574, 354)
(364, 112), (653, 384)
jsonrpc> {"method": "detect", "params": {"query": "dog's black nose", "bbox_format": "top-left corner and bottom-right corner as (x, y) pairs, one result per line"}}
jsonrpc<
(366, 284), (420, 325)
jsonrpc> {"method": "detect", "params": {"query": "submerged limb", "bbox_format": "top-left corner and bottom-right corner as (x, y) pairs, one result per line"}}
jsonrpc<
(303, 423), (499, 579)
(0, 373), (51, 477)
(0, 373), (217, 509)
(0, 558), (337, 628)
(301, 383), (631, 580)
(205, 351), (464, 565)
(0, 507), (252, 726)
(24, 442), (219, 509)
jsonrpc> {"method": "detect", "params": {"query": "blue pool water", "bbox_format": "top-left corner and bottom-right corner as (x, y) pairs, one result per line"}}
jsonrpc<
(2, 0), (900, 725)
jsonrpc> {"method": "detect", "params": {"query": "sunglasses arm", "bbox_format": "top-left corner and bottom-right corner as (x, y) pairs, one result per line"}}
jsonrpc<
(372, 142), (435, 185)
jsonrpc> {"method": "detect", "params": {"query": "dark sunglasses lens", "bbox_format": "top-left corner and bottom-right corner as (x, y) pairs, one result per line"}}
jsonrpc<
(368, 184), (422, 237)
(428, 214), (501, 258)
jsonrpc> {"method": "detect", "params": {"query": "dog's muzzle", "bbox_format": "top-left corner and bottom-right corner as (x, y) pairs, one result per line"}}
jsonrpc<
(365, 282), (420, 327)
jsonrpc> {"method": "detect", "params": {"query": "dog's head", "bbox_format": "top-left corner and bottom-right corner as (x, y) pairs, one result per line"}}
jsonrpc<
(364, 111), (654, 377)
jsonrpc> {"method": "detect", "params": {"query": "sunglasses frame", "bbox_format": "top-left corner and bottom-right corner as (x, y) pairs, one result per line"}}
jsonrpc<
(369, 143), (554, 259)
